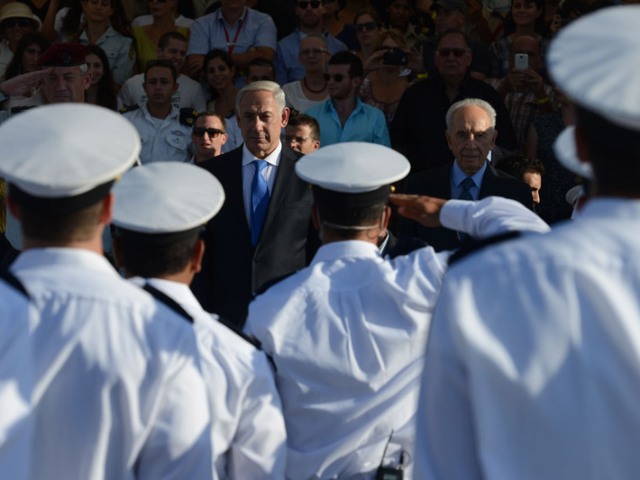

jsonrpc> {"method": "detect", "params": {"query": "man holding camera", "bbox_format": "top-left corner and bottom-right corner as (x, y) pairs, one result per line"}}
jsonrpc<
(305, 51), (390, 147)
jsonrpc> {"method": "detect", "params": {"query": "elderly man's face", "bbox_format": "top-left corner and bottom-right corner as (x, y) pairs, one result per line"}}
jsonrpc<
(446, 104), (497, 175)
(43, 66), (92, 103)
(237, 89), (289, 159)
(435, 32), (472, 81)
(192, 115), (228, 160)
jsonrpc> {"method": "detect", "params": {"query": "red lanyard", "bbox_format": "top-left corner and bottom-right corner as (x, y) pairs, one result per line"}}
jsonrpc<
(222, 11), (248, 55)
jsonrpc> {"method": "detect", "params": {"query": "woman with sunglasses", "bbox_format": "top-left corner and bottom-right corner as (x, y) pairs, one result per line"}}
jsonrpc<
(204, 48), (241, 152)
(132, 0), (191, 73)
(59, 0), (134, 87)
(282, 34), (329, 115)
(0, 3), (41, 80)
(352, 8), (382, 64)
(359, 29), (413, 127)
(2, 32), (49, 112)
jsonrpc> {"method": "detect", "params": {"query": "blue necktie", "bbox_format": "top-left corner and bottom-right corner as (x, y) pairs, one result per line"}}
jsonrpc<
(251, 160), (270, 245)
(458, 177), (475, 241)
(458, 176), (475, 201)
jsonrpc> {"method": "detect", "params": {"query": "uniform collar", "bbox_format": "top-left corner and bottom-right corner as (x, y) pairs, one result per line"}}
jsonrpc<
(311, 240), (381, 265)
(129, 276), (205, 319)
(12, 248), (118, 277)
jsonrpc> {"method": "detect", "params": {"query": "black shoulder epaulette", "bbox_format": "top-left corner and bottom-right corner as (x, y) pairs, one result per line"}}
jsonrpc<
(10, 105), (36, 115)
(120, 104), (140, 114)
(0, 269), (29, 299)
(448, 231), (522, 266)
(143, 284), (194, 324)
(216, 315), (262, 349)
(180, 107), (198, 127)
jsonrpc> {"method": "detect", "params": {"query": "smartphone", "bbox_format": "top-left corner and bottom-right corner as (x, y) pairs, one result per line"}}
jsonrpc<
(514, 53), (529, 70)
(383, 48), (408, 66)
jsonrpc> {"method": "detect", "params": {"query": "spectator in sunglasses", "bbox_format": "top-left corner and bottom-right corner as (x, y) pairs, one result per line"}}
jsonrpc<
(391, 29), (516, 174)
(275, 0), (347, 86)
(306, 50), (390, 146)
(0, 3), (41, 79)
(190, 111), (228, 162)
(352, 7), (383, 65)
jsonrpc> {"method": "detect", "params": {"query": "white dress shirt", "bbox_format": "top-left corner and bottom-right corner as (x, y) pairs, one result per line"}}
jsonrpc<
(244, 197), (548, 479)
(241, 142), (282, 223)
(118, 73), (207, 112)
(130, 277), (287, 480)
(11, 248), (213, 480)
(415, 198), (640, 480)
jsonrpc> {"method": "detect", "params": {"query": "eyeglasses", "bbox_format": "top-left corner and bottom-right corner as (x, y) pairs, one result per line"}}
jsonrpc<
(285, 135), (312, 144)
(300, 48), (328, 57)
(2, 18), (33, 28)
(193, 127), (224, 138)
(296, 0), (321, 9)
(355, 21), (378, 32)
(436, 48), (469, 57)
(323, 73), (349, 82)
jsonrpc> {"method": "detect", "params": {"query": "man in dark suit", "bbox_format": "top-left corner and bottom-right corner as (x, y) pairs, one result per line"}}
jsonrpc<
(193, 81), (317, 328)
(398, 97), (532, 252)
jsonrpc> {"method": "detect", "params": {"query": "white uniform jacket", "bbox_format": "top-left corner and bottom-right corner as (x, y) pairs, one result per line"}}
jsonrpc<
(131, 277), (287, 480)
(118, 73), (207, 112)
(123, 104), (192, 164)
(244, 197), (549, 479)
(415, 198), (640, 480)
(0, 278), (33, 479)
(11, 248), (213, 480)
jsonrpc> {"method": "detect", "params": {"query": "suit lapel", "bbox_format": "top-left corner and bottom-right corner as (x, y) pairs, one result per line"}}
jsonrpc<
(479, 163), (499, 198)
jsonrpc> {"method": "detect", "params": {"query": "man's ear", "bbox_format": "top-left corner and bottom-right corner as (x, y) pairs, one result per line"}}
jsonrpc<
(99, 192), (114, 225)
(84, 71), (93, 91)
(191, 238), (205, 274)
(281, 106), (291, 128)
(380, 205), (391, 230)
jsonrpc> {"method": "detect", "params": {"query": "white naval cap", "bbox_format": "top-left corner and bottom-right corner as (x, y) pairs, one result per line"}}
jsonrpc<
(549, 5), (640, 179)
(295, 142), (410, 194)
(0, 104), (140, 212)
(112, 162), (224, 242)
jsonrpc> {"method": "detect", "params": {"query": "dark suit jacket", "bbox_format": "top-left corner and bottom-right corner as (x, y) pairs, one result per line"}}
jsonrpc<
(397, 161), (533, 252)
(191, 145), (317, 327)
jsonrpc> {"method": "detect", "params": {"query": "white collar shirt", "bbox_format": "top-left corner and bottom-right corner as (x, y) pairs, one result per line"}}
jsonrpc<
(241, 142), (282, 222)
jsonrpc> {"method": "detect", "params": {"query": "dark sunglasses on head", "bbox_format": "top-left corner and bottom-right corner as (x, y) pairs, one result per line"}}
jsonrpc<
(323, 73), (349, 82)
(2, 18), (33, 28)
(193, 127), (224, 138)
(355, 21), (378, 32)
(297, 0), (321, 9)
(436, 48), (469, 57)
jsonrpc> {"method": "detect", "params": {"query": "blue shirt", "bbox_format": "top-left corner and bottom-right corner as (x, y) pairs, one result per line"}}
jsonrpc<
(305, 97), (391, 147)
(274, 29), (347, 86)
(450, 160), (488, 200)
(187, 7), (276, 86)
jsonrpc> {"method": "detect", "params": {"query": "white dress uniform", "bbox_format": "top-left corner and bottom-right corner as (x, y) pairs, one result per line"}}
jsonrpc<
(11, 249), (213, 480)
(118, 73), (207, 112)
(131, 278), (287, 479)
(416, 199), (640, 480)
(243, 142), (550, 479)
(0, 277), (33, 480)
(123, 104), (193, 164)
(0, 104), (214, 480)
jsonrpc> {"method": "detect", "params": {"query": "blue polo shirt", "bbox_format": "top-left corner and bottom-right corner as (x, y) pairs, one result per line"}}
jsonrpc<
(305, 97), (391, 147)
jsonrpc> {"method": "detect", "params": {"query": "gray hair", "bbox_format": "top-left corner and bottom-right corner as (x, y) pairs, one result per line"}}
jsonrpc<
(235, 80), (286, 114)
(445, 98), (497, 129)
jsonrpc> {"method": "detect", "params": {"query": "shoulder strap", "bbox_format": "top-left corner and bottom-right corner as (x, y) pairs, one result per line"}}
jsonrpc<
(0, 269), (29, 299)
(143, 284), (194, 324)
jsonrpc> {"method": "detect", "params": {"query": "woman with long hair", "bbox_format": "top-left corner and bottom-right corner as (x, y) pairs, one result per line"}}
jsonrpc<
(85, 44), (117, 110)
(59, 0), (134, 86)
(204, 48), (240, 152)
(3, 31), (49, 111)
(489, 0), (549, 78)
(0, 3), (41, 79)
(352, 8), (383, 65)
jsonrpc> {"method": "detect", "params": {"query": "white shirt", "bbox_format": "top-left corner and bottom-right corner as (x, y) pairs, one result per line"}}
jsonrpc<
(0, 279), (32, 479)
(123, 104), (192, 164)
(244, 197), (549, 479)
(415, 197), (640, 480)
(118, 73), (207, 112)
(11, 248), (213, 480)
(129, 277), (287, 480)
